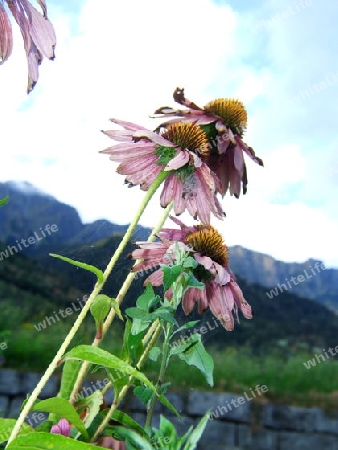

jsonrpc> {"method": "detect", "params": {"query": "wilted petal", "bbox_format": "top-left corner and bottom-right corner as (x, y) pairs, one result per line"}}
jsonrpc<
(229, 279), (253, 319)
(26, 1), (56, 59)
(0, 3), (13, 64)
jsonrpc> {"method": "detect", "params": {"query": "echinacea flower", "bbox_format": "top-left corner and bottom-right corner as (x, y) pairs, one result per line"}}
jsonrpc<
(50, 418), (70, 437)
(131, 217), (252, 331)
(154, 87), (263, 198)
(100, 119), (225, 224)
(0, 0), (56, 93)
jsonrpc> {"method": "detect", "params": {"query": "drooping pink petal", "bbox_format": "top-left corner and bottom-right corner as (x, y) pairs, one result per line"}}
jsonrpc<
(207, 282), (234, 331)
(146, 268), (164, 286)
(229, 279), (253, 319)
(0, 3), (13, 64)
(182, 287), (199, 315)
(26, 1), (56, 59)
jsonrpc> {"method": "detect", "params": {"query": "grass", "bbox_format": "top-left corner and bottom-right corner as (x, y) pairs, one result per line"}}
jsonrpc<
(2, 319), (338, 411)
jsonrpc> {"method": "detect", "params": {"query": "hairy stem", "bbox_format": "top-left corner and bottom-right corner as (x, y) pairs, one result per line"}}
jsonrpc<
(6, 172), (168, 446)
(70, 202), (173, 403)
(91, 321), (162, 441)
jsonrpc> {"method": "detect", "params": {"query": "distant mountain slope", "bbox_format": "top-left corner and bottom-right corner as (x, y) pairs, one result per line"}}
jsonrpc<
(0, 181), (150, 253)
(1, 239), (338, 354)
(0, 180), (337, 308)
(229, 246), (338, 309)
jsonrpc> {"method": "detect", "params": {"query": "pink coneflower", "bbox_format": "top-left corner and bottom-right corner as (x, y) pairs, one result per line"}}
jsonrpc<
(50, 418), (70, 437)
(0, 0), (56, 93)
(101, 119), (225, 224)
(131, 217), (252, 331)
(154, 87), (263, 198)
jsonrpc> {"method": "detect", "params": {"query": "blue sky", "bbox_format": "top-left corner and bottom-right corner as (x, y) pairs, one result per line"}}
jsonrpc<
(0, 0), (337, 267)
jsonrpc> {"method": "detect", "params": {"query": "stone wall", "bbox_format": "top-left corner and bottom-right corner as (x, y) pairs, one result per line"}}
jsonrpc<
(1, 369), (338, 449)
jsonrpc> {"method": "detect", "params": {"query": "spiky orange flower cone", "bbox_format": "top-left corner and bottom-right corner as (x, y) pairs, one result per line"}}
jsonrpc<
(101, 120), (225, 224)
(131, 217), (253, 331)
(154, 87), (264, 198)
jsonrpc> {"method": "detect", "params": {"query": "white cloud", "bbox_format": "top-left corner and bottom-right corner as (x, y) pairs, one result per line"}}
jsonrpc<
(0, 0), (337, 267)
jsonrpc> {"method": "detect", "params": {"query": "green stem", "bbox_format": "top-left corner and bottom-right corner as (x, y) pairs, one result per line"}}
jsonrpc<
(144, 322), (174, 433)
(69, 202), (173, 403)
(6, 171), (169, 447)
(91, 321), (162, 442)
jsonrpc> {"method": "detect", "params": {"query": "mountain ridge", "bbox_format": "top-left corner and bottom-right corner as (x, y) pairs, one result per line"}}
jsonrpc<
(0, 180), (337, 308)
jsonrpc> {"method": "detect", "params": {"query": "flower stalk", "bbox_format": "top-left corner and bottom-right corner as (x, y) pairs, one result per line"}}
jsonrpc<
(6, 171), (169, 446)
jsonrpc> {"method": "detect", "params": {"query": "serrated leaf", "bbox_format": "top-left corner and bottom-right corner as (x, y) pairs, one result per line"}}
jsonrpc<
(6, 432), (100, 449)
(64, 345), (157, 393)
(49, 254), (103, 283)
(177, 335), (214, 387)
(0, 196), (9, 206)
(31, 398), (88, 440)
(183, 410), (210, 450)
(0, 419), (33, 444)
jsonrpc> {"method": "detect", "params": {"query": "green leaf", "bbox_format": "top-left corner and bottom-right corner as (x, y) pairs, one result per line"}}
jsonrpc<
(49, 254), (104, 283)
(90, 294), (111, 324)
(64, 346), (156, 392)
(157, 393), (181, 418)
(6, 432), (100, 449)
(162, 265), (184, 290)
(131, 318), (149, 335)
(125, 307), (152, 321)
(148, 347), (161, 362)
(57, 360), (82, 401)
(183, 272), (204, 289)
(183, 410), (210, 450)
(173, 321), (200, 336)
(134, 386), (153, 407)
(110, 298), (123, 321)
(105, 368), (129, 396)
(111, 410), (146, 438)
(136, 283), (157, 311)
(151, 307), (177, 325)
(182, 256), (198, 269)
(105, 426), (153, 450)
(177, 335), (214, 387)
(74, 390), (103, 433)
(0, 419), (33, 444)
(0, 196), (9, 206)
(31, 398), (88, 440)
(90, 294), (111, 338)
(127, 330), (144, 365)
(169, 334), (200, 357)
